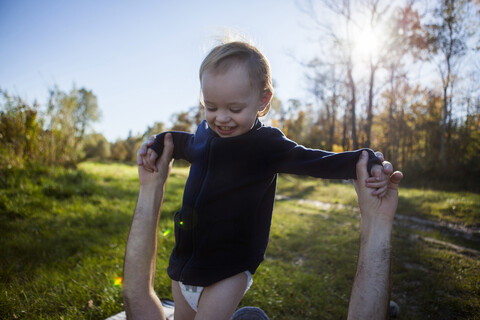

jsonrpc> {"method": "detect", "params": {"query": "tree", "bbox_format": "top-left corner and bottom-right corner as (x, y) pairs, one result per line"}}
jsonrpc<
(124, 131), (143, 163)
(0, 89), (41, 167)
(144, 121), (165, 139)
(170, 105), (203, 133)
(298, 0), (360, 149)
(73, 88), (101, 150)
(110, 140), (128, 162)
(299, 0), (404, 150)
(380, 2), (427, 166)
(82, 133), (111, 160)
(306, 59), (342, 150)
(45, 86), (101, 166)
(425, 0), (478, 168)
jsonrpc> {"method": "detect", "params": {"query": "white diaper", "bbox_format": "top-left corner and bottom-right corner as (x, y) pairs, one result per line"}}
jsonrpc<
(180, 271), (253, 312)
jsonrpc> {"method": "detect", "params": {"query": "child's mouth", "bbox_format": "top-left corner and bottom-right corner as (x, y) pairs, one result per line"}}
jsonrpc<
(217, 126), (236, 135)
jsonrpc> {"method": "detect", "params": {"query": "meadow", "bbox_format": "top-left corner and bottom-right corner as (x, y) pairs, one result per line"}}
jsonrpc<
(1, 162), (479, 319)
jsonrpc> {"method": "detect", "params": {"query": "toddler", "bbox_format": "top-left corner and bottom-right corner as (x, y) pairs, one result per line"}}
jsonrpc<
(140, 41), (388, 319)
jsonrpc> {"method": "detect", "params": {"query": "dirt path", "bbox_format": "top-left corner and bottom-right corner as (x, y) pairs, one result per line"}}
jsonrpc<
(276, 195), (480, 256)
(394, 214), (480, 239)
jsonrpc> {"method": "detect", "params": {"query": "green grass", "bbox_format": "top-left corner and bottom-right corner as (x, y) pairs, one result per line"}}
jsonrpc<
(1, 164), (479, 319)
(397, 188), (480, 227)
(0, 163), (186, 319)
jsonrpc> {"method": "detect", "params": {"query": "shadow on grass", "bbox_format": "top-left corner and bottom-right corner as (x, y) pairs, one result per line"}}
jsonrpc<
(1, 167), (150, 281)
(0, 164), (184, 319)
(249, 198), (480, 320)
(387, 195), (480, 319)
(276, 174), (320, 200)
(1, 209), (130, 281)
(392, 223), (480, 320)
(242, 203), (360, 320)
(388, 194), (479, 319)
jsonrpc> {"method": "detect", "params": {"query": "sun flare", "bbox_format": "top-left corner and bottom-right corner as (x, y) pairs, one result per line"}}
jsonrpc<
(352, 24), (382, 63)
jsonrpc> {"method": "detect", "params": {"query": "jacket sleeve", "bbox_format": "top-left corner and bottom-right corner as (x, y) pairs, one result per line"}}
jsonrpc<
(149, 131), (194, 162)
(269, 131), (382, 179)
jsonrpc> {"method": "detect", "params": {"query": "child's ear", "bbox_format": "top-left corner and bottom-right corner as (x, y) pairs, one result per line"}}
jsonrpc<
(258, 90), (273, 111)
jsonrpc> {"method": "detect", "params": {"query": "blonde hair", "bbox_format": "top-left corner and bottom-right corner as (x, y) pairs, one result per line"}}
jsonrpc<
(199, 41), (273, 117)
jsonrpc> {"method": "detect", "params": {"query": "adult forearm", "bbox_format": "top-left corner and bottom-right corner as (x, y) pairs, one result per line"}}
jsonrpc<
(348, 216), (393, 320)
(123, 185), (166, 319)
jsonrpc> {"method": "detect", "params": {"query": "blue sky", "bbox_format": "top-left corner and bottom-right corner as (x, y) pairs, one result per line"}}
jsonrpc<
(0, 0), (320, 141)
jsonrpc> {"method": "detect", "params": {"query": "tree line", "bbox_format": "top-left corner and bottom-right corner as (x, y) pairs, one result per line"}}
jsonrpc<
(1, 0), (479, 191)
(0, 87), (201, 168)
(0, 86), (101, 168)
(281, 0), (480, 190)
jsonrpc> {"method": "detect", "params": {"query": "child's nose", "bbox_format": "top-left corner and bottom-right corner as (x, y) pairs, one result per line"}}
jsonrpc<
(217, 112), (231, 123)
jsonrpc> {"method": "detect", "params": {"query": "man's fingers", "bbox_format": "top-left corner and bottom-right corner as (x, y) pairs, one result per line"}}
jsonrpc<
(375, 151), (384, 162)
(389, 171), (403, 186)
(369, 162), (385, 179)
(365, 180), (388, 189)
(137, 137), (155, 166)
(372, 185), (387, 196)
(148, 150), (157, 162)
(146, 150), (157, 172)
(379, 189), (388, 198)
(141, 155), (153, 172)
(377, 189), (388, 199)
(356, 151), (369, 181)
(147, 135), (155, 145)
(140, 143), (148, 155)
(387, 171), (404, 192)
(162, 133), (174, 161)
(382, 161), (393, 175)
(137, 143), (148, 166)
(153, 133), (174, 173)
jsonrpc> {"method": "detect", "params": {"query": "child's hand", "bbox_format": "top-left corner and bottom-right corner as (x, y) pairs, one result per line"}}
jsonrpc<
(366, 151), (394, 198)
(136, 135), (159, 173)
(353, 150), (403, 221)
(138, 133), (174, 187)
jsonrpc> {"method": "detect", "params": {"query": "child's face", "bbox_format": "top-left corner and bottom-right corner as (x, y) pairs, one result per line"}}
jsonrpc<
(201, 63), (270, 138)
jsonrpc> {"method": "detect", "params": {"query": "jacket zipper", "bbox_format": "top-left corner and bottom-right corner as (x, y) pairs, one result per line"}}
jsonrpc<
(179, 136), (213, 283)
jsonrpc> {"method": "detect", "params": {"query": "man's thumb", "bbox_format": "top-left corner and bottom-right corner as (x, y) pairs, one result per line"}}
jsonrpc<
(356, 151), (369, 181)
(388, 171), (403, 190)
(162, 132), (174, 160)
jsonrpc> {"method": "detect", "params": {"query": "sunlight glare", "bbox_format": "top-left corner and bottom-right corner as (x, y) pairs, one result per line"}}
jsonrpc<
(353, 24), (381, 63)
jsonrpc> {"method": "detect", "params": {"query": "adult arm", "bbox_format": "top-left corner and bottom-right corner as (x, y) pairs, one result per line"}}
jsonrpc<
(123, 133), (174, 320)
(347, 151), (403, 320)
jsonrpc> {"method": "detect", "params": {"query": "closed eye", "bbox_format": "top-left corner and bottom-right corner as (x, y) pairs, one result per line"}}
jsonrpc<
(206, 106), (217, 112)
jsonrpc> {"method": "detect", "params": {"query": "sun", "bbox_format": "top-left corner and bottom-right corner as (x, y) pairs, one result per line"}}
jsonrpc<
(352, 24), (383, 64)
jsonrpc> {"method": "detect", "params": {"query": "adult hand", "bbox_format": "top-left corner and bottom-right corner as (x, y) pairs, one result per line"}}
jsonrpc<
(136, 135), (159, 173)
(353, 151), (403, 221)
(367, 151), (394, 198)
(138, 133), (174, 188)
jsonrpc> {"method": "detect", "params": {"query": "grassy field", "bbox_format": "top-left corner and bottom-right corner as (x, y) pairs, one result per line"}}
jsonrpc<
(1, 162), (479, 319)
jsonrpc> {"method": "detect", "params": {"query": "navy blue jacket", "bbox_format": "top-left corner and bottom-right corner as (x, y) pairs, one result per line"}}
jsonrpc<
(151, 119), (382, 287)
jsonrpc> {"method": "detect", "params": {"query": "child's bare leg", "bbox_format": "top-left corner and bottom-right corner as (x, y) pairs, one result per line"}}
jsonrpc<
(172, 280), (197, 320)
(195, 272), (248, 320)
